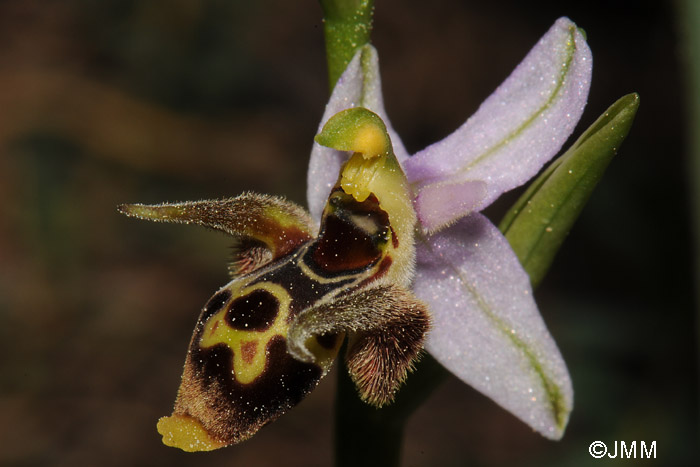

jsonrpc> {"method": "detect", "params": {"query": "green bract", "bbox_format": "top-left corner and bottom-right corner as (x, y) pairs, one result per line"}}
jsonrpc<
(500, 93), (640, 287)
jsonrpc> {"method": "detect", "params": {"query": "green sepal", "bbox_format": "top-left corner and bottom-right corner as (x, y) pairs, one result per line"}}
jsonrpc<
(499, 93), (640, 287)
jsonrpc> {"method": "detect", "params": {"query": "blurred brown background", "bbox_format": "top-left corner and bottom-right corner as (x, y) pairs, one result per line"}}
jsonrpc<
(0, 0), (695, 466)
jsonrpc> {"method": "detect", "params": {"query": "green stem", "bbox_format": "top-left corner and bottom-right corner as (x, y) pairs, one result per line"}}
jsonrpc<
(319, 0), (374, 91)
(334, 360), (403, 467)
(334, 351), (448, 467)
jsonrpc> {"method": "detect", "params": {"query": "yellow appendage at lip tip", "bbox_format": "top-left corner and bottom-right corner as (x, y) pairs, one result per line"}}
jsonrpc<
(157, 414), (225, 452)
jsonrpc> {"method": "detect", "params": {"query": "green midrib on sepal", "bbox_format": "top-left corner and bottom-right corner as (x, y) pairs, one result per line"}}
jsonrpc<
(417, 232), (569, 432)
(457, 25), (578, 175)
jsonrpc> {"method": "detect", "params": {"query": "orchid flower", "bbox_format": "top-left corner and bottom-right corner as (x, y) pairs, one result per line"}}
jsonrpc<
(119, 17), (593, 451)
(308, 17), (591, 439)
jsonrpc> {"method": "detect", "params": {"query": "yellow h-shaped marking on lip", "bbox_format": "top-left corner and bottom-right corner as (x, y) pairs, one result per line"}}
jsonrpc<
(199, 280), (342, 384)
(200, 282), (292, 384)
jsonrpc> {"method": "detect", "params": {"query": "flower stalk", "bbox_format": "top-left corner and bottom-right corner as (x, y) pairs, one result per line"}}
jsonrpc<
(320, 0), (374, 91)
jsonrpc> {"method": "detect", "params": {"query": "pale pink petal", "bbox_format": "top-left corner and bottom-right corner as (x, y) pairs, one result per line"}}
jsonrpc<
(414, 180), (486, 233)
(414, 214), (572, 439)
(307, 46), (409, 224)
(404, 17), (591, 218)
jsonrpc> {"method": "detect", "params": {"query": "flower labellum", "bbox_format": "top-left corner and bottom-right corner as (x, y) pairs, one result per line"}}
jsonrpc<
(119, 108), (431, 451)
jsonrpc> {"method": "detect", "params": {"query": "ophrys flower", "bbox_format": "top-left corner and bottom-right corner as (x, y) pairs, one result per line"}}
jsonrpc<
(119, 16), (591, 450)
